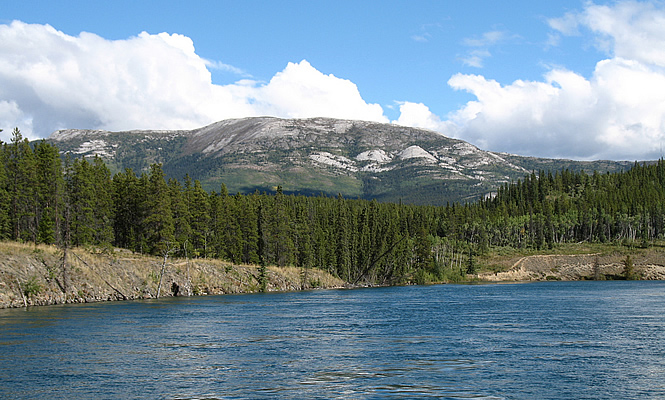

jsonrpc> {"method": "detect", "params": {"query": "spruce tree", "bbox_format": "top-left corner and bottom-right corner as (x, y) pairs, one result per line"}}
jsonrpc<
(207, 190), (225, 259)
(188, 179), (211, 257)
(256, 187), (289, 266)
(33, 140), (64, 244)
(143, 164), (175, 255)
(66, 158), (96, 245)
(623, 255), (636, 280)
(91, 156), (114, 246)
(334, 194), (351, 281)
(0, 142), (10, 239)
(236, 192), (259, 264)
(169, 178), (192, 257)
(6, 128), (38, 242)
(112, 168), (141, 250)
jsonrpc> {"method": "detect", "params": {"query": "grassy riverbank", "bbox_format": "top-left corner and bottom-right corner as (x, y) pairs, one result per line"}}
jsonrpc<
(3, 240), (665, 308)
(0, 242), (345, 309)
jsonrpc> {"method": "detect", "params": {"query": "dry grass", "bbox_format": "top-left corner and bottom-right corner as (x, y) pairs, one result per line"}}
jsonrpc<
(476, 240), (665, 281)
(0, 242), (344, 308)
(478, 241), (665, 274)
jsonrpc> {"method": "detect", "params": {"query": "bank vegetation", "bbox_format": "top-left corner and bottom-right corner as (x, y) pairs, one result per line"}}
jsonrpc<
(2, 127), (665, 308)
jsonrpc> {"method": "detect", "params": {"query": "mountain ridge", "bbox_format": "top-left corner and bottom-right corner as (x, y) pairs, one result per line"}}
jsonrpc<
(47, 116), (634, 205)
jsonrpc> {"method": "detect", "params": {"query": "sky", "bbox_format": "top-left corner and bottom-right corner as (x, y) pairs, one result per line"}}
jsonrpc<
(2, 0), (665, 161)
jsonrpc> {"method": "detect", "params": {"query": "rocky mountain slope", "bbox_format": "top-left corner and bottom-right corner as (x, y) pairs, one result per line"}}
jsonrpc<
(48, 117), (634, 204)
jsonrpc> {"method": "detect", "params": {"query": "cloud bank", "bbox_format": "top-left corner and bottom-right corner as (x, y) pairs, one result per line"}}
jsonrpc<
(2, 1), (665, 161)
(438, 1), (665, 160)
(0, 21), (386, 142)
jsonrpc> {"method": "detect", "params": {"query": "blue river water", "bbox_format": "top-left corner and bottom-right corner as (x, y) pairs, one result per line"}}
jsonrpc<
(1, 281), (665, 399)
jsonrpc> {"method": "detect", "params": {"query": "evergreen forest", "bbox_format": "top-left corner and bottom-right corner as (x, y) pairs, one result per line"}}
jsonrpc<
(2, 127), (665, 285)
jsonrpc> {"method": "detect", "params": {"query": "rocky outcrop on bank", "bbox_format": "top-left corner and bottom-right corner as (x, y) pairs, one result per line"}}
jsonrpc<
(0, 242), (345, 309)
(478, 253), (665, 281)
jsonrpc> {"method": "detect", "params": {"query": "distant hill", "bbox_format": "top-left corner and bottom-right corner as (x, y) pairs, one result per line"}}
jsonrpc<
(47, 117), (634, 205)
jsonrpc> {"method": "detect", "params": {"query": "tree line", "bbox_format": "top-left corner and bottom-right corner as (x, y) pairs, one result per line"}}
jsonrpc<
(2, 127), (665, 285)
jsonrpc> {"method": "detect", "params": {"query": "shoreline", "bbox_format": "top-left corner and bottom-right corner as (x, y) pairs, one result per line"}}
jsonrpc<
(0, 242), (345, 309)
(476, 253), (665, 281)
(3, 242), (665, 309)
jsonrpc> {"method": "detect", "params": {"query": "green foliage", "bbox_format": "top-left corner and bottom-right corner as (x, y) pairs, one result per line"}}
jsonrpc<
(23, 275), (42, 297)
(112, 168), (141, 250)
(148, 270), (159, 284)
(186, 178), (210, 257)
(623, 255), (637, 280)
(309, 277), (322, 288)
(4, 129), (665, 285)
(142, 164), (175, 255)
(413, 269), (436, 285)
(34, 140), (64, 245)
(466, 248), (477, 275)
(45, 120), (634, 207)
(7, 128), (38, 242)
(0, 142), (10, 239)
(169, 177), (192, 256)
(258, 263), (267, 292)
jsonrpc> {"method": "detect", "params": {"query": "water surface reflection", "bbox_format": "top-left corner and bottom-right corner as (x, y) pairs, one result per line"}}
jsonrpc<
(1, 282), (665, 399)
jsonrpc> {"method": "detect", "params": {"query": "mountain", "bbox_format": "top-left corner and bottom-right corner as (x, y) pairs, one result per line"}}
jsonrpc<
(47, 117), (634, 205)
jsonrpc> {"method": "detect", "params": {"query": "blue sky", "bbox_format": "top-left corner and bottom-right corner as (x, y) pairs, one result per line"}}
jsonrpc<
(2, 1), (665, 160)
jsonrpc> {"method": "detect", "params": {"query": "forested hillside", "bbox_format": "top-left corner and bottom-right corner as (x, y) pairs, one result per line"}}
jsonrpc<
(2, 128), (665, 285)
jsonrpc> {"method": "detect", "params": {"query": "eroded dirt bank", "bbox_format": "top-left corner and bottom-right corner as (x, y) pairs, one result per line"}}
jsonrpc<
(477, 253), (665, 281)
(0, 242), (344, 309)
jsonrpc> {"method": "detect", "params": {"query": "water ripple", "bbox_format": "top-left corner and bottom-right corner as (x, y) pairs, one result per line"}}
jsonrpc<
(2, 281), (665, 399)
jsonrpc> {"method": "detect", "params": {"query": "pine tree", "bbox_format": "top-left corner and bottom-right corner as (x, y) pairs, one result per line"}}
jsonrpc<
(236, 193), (259, 264)
(209, 185), (242, 262)
(335, 194), (351, 280)
(187, 179), (211, 257)
(263, 186), (295, 266)
(207, 191), (225, 259)
(0, 142), (10, 239)
(143, 164), (175, 255)
(169, 178), (192, 257)
(623, 255), (637, 280)
(412, 227), (433, 277)
(6, 128), (38, 242)
(112, 168), (142, 250)
(66, 158), (96, 246)
(33, 140), (64, 244)
(294, 198), (315, 285)
(90, 156), (114, 246)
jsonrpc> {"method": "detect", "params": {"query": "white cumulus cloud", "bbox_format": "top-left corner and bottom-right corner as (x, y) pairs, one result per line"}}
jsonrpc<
(446, 70), (602, 158)
(440, 1), (665, 160)
(250, 60), (387, 122)
(393, 102), (456, 134)
(4, 1), (665, 162)
(0, 21), (387, 143)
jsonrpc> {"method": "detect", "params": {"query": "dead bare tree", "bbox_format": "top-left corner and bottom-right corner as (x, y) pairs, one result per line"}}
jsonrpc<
(156, 241), (177, 298)
(183, 240), (192, 296)
(15, 277), (27, 307)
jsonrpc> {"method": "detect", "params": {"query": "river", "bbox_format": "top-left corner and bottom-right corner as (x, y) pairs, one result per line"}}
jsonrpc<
(1, 281), (664, 399)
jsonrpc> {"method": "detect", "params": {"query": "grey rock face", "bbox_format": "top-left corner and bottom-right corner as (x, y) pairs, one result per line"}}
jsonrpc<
(47, 117), (632, 205)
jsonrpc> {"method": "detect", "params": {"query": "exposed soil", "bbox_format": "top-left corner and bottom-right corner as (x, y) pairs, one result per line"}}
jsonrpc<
(477, 253), (665, 281)
(0, 242), (345, 309)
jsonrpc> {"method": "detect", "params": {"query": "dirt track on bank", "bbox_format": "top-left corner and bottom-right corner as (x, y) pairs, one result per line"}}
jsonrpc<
(478, 253), (665, 281)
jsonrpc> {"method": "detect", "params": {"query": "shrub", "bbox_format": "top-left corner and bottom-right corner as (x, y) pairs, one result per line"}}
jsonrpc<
(23, 276), (42, 297)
